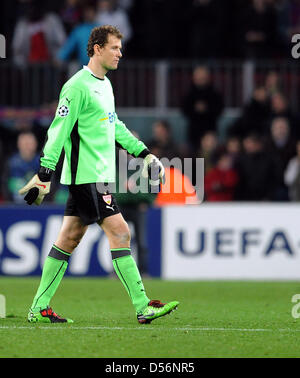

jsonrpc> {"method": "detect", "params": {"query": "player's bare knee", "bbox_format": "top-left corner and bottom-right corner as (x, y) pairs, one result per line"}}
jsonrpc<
(58, 229), (85, 252)
(109, 223), (131, 246)
(119, 228), (131, 244)
(69, 230), (84, 249)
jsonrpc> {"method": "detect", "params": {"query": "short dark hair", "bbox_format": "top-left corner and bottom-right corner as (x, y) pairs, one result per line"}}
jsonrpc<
(87, 25), (123, 57)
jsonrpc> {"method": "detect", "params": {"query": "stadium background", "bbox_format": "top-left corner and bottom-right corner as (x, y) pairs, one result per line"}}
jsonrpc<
(0, 0), (300, 280)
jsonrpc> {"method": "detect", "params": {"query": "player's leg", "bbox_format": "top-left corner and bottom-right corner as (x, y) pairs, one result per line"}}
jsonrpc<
(99, 213), (179, 323)
(28, 216), (88, 323)
(99, 213), (149, 311)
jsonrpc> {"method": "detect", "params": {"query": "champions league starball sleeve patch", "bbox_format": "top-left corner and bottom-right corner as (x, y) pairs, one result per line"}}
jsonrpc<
(57, 104), (70, 117)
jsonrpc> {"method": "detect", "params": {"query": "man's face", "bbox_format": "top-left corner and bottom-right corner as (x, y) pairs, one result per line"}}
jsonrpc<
(271, 118), (289, 141)
(243, 137), (261, 154)
(17, 133), (37, 157)
(193, 67), (210, 87)
(98, 34), (122, 71)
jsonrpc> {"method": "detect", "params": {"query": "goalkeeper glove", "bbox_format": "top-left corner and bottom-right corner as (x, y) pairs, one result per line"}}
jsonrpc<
(142, 153), (165, 185)
(18, 167), (53, 205)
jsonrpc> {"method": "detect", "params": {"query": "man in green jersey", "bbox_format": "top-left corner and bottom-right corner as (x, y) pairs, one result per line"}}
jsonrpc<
(19, 25), (179, 324)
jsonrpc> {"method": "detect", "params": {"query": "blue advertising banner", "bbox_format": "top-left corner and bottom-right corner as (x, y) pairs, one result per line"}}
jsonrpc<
(0, 205), (162, 276)
(146, 208), (161, 277)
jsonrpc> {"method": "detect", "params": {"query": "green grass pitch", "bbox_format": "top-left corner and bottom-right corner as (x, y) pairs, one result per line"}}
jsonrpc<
(1, 277), (300, 358)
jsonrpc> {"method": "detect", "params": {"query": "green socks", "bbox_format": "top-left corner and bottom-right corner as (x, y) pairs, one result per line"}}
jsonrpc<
(31, 245), (70, 311)
(31, 245), (149, 315)
(111, 248), (149, 314)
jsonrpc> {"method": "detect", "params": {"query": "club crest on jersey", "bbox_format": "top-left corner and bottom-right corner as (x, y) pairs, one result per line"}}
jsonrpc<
(57, 105), (69, 117)
(102, 194), (112, 205)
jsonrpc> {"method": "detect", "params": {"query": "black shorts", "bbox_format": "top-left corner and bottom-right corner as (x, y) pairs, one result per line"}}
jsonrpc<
(64, 183), (120, 225)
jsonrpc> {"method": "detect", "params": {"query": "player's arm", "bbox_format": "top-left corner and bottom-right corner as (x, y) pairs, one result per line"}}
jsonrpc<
(19, 86), (84, 205)
(40, 85), (84, 171)
(114, 114), (165, 184)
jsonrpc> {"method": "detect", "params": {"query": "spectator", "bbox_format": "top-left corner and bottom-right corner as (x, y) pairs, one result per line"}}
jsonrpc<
(0, 108), (46, 157)
(181, 65), (224, 153)
(284, 140), (300, 201)
(12, 1), (66, 66)
(224, 135), (242, 169)
(235, 133), (279, 201)
(237, 0), (277, 59)
(5, 132), (40, 203)
(185, 0), (226, 59)
(267, 117), (296, 166)
(196, 131), (218, 173)
(264, 70), (282, 98)
(17, 109), (48, 151)
(229, 85), (270, 138)
(265, 117), (296, 200)
(95, 0), (132, 47)
(147, 120), (179, 161)
(269, 92), (300, 138)
(204, 150), (239, 202)
(57, 3), (98, 66)
(59, 0), (82, 34)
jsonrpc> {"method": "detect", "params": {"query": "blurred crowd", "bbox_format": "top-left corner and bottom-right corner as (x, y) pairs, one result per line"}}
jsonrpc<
(1, 62), (300, 206)
(1, 0), (300, 207)
(1, 0), (300, 62)
(176, 64), (300, 204)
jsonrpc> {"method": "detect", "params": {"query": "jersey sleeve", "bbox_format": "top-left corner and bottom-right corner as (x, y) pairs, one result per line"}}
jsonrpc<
(40, 85), (85, 171)
(114, 113), (148, 157)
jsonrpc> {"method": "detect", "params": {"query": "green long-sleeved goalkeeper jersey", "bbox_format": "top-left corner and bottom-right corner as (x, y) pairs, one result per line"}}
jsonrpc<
(40, 66), (147, 185)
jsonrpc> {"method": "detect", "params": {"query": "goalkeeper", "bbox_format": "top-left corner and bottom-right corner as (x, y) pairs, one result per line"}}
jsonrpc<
(20, 25), (179, 324)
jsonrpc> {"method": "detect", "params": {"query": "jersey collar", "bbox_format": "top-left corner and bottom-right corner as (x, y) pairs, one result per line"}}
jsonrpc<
(83, 65), (104, 81)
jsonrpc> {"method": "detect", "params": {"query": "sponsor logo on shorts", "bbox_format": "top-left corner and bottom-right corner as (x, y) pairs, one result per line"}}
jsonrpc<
(106, 205), (115, 211)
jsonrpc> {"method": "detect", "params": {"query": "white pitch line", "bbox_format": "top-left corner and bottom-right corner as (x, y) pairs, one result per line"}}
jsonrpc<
(0, 325), (300, 333)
